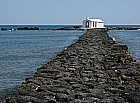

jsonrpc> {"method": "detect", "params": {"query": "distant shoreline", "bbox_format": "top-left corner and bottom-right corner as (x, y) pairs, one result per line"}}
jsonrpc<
(1, 24), (140, 31)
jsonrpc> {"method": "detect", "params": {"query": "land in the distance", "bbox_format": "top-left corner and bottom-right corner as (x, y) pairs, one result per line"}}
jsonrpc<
(1, 25), (140, 31)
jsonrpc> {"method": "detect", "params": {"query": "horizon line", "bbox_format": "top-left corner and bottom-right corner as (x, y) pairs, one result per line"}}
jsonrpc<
(0, 24), (82, 25)
(0, 24), (140, 25)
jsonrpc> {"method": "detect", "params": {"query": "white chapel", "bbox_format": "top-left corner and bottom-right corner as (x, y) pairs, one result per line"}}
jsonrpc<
(83, 17), (105, 28)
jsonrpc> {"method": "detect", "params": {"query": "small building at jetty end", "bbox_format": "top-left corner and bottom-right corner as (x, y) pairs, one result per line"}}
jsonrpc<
(83, 17), (105, 29)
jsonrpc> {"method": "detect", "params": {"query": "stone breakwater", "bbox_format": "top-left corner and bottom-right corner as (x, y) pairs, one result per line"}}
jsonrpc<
(6, 30), (140, 103)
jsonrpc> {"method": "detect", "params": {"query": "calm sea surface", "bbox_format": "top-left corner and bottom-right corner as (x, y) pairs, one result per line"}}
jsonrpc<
(108, 30), (140, 60)
(0, 30), (84, 94)
(0, 25), (140, 95)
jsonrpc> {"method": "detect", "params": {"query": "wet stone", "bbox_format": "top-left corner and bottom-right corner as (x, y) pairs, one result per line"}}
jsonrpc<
(6, 29), (140, 103)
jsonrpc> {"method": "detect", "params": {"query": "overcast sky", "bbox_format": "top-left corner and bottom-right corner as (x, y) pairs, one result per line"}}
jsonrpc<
(0, 0), (139, 24)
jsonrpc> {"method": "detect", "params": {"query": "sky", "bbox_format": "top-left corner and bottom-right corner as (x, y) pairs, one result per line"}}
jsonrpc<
(0, 0), (139, 24)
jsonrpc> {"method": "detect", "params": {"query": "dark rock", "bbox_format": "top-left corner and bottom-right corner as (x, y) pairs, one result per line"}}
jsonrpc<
(55, 93), (69, 102)
(6, 29), (140, 103)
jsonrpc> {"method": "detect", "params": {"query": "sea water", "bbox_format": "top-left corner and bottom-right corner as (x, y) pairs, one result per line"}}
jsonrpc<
(108, 30), (140, 60)
(0, 30), (84, 94)
(0, 26), (140, 94)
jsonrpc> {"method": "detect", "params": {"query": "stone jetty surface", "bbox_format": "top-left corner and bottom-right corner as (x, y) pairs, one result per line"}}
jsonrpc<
(6, 30), (140, 103)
